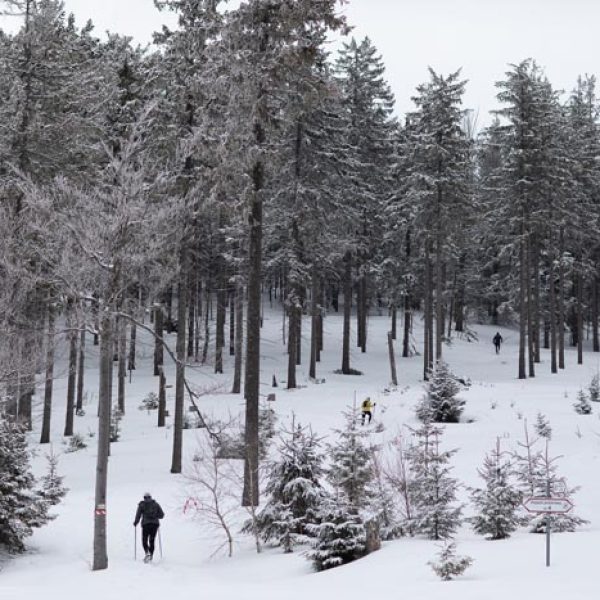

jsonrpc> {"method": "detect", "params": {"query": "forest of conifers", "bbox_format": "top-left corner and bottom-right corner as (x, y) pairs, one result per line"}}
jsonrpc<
(2, 0), (600, 568)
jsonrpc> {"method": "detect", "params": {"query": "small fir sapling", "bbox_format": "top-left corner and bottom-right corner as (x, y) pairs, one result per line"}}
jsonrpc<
(139, 392), (159, 410)
(429, 542), (473, 581)
(406, 421), (463, 540)
(416, 360), (465, 423)
(534, 412), (552, 439)
(588, 374), (600, 402)
(574, 390), (592, 415)
(65, 432), (87, 452)
(39, 453), (68, 507)
(469, 438), (524, 540)
(248, 420), (327, 552)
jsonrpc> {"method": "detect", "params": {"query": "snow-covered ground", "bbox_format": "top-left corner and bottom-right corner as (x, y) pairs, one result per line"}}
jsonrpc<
(2, 304), (600, 600)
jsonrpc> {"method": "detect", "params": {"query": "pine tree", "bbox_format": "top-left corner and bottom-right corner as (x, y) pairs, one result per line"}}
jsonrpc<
(416, 360), (464, 423)
(469, 440), (524, 540)
(406, 421), (463, 540)
(0, 415), (64, 553)
(251, 422), (327, 552)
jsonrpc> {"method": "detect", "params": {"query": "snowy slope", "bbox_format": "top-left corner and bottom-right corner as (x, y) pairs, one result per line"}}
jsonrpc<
(1, 306), (599, 600)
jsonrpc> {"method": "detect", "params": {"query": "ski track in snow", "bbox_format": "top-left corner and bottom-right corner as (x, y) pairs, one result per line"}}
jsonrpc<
(1, 305), (599, 600)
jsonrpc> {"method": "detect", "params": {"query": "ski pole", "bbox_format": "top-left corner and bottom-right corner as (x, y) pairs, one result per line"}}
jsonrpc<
(134, 525), (137, 560)
(158, 528), (163, 559)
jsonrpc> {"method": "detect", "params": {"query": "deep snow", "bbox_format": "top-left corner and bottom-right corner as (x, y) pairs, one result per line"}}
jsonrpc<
(2, 304), (599, 600)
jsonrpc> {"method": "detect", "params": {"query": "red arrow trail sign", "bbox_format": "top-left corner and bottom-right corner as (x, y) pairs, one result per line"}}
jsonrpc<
(523, 496), (573, 514)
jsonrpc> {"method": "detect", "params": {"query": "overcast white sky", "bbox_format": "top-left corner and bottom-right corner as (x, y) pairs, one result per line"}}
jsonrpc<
(2, 0), (599, 125)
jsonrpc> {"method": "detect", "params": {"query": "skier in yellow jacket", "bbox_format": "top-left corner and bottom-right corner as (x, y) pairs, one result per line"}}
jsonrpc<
(361, 397), (375, 425)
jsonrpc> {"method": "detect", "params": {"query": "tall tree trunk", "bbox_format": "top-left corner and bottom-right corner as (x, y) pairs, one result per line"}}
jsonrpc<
(593, 275), (599, 352)
(287, 303), (298, 389)
(577, 266), (584, 365)
(194, 279), (202, 361)
(128, 319), (136, 371)
(215, 274), (227, 374)
(64, 302), (77, 436)
(518, 226), (527, 379)
(117, 318), (126, 414)
(558, 228), (566, 369)
(202, 285), (210, 364)
(309, 269), (319, 380)
(188, 269), (196, 359)
(391, 305), (397, 340)
(229, 288), (235, 356)
(360, 275), (367, 353)
(527, 236), (535, 378)
(76, 327), (86, 412)
(158, 368), (166, 428)
(242, 107), (265, 507)
(549, 250), (557, 374)
(40, 304), (55, 444)
(232, 282), (244, 394)
(92, 314), (112, 571)
(171, 262), (187, 475)
(153, 304), (164, 376)
(341, 251), (353, 374)
(435, 217), (443, 361)
(402, 293), (411, 358)
(533, 234), (541, 363)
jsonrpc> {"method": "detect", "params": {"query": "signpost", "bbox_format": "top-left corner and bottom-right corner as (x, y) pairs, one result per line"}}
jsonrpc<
(523, 492), (573, 567)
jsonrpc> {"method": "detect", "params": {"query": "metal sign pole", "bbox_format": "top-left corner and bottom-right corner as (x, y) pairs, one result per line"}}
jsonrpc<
(546, 480), (551, 567)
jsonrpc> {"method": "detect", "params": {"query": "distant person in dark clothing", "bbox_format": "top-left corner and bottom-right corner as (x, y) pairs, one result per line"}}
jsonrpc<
(134, 493), (164, 562)
(493, 332), (503, 354)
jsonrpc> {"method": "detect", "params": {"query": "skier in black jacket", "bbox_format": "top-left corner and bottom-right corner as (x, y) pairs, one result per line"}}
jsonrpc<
(493, 332), (503, 354)
(133, 493), (164, 562)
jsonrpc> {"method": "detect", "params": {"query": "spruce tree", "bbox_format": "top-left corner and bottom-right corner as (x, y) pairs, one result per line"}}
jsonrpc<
(416, 360), (464, 423)
(251, 422), (327, 552)
(469, 440), (523, 540)
(406, 421), (463, 540)
(0, 415), (64, 553)
(307, 406), (376, 570)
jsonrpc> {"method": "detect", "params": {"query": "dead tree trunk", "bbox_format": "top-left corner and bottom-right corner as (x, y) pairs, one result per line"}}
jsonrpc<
(549, 249), (557, 374)
(388, 331), (398, 387)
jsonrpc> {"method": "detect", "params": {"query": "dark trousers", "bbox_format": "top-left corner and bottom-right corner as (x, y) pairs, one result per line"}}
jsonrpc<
(494, 343), (501, 354)
(361, 411), (372, 425)
(142, 523), (159, 555)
